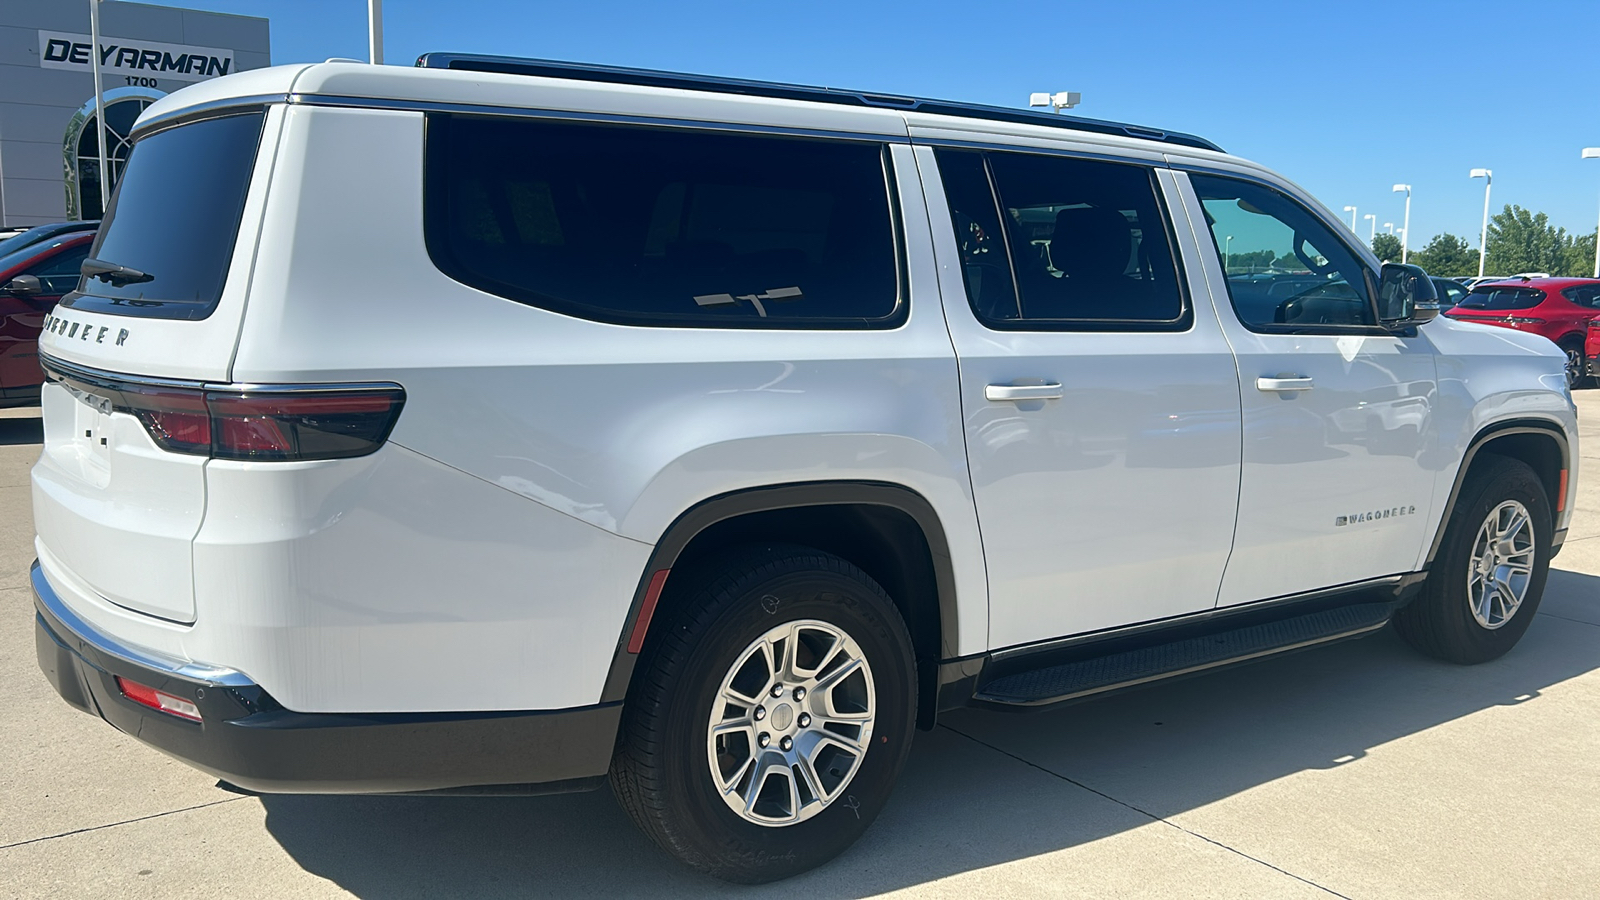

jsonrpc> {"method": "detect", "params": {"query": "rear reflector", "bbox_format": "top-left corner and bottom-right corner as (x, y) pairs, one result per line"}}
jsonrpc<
(116, 676), (202, 722)
(1558, 469), (1568, 512)
(627, 569), (672, 654)
(45, 363), (404, 461)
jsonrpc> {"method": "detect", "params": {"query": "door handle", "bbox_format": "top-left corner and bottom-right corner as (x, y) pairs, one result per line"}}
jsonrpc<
(1256, 376), (1314, 392)
(985, 382), (1064, 402)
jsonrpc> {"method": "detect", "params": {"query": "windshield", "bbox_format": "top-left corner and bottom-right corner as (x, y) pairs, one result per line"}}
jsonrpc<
(65, 111), (264, 320)
(0, 223), (94, 258)
(1455, 287), (1545, 310)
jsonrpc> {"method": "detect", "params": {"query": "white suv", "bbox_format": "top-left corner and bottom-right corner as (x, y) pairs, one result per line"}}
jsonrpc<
(32, 56), (1578, 882)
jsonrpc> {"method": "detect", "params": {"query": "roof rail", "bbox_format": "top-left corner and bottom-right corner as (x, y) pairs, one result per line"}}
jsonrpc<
(414, 53), (1224, 153)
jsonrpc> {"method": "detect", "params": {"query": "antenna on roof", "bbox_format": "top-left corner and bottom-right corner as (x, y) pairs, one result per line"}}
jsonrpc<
(1028, 91), (1082, 114)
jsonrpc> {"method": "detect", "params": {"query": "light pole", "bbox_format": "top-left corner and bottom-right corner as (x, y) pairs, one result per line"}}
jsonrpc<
(368, 0), (384, 64)
(1392, 184), (1412, 264)
(1343, 205), (1358, 233)
(1384, 222), (1395, 235)
(1470, 168), (1492, 278)
(1224, 235), (1234, 273)
(1364, 213), (1376, 243)
(1028, 91), (1081, 114)
(88, 0), (110, 212)
(1584, 148), (1600, 278)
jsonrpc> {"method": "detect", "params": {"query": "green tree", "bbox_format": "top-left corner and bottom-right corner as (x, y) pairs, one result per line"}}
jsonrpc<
(1371, 233), (1402, 262)
(1562, 231), (1597, 278)
(1408, 233), (1478, 277)
(1484, 204), (1569, 275)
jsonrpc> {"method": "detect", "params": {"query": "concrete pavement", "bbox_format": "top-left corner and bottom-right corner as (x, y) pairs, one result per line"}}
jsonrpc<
(2, 394), (1597, 899)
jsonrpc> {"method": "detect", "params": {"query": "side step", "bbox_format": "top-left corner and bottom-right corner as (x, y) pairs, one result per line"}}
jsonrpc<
(974, 603), (1393, 708)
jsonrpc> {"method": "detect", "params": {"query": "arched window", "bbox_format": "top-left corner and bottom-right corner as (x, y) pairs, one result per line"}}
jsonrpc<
(62, 87), (166, 220)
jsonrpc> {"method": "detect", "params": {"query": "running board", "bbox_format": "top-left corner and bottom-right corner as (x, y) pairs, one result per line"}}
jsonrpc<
(972, 603), (1393, 709)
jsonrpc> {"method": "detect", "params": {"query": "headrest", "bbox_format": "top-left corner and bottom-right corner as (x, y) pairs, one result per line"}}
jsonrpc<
(1051, 206), (1133, 280)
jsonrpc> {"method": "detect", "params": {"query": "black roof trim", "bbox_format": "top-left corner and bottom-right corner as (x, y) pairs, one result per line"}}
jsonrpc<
(414, 53), (1224, 153)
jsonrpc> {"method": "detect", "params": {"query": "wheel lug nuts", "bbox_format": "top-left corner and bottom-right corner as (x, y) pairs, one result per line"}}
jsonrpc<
(770, 685), (784, 698)
(753, 706), (766, 721)
(792, 687), (806, 700)
(780, 736), (793, 751)
(798, 713), (811, 728)
(758, 733), (770, 748)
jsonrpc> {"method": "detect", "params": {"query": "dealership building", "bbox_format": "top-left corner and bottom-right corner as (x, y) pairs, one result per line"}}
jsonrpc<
(0, 1), (270, 227)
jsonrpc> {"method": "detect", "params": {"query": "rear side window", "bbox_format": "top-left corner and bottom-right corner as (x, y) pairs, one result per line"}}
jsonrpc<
(1561, 284), (1600, 308)
(1457, 288), (1545, 310)
(934, 147), (1187, 329)
(424, 115), (903, 328)
(65, 111), (265, 320)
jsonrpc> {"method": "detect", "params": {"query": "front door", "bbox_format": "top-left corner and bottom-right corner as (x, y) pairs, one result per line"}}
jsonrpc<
(1175, 171), (1439, 606)
(918, 144), (1242, 649)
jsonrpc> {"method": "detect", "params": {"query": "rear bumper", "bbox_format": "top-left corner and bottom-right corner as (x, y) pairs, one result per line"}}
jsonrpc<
(32, 561), (619, 795)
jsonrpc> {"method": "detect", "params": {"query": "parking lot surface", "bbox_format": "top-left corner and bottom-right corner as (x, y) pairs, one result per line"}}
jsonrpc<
(2, 394), (1597, 899)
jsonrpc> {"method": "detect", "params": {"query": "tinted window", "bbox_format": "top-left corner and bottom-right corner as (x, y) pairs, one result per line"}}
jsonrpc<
(1432, 278), (1468, 307)
(1456, 288), (1545, 310)
(1190, 174), (1376, 331)
(66, 111), (264, 320)
(1561, 284), (1600, 308)
(424, 115), (901, 328)
(935, 148), (1185, 327)
(29, 243), (92, 294)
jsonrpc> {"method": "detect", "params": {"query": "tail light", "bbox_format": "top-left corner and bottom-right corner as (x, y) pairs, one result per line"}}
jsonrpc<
(1504, 317), (1545, 325)
(45, 363), (404, 461)
(116, 676), (202, 722)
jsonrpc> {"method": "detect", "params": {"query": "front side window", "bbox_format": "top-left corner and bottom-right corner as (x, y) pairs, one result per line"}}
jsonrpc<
(29, 244), (93, 295)
(1456, 288), (1545, 311)
(424, 115), (902, 328)
(934, 147), (1187, 328)
(1190, 174), (1377, 331)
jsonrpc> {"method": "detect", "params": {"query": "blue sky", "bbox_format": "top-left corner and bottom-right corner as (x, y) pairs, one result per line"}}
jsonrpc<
(167, 0), (1600, 251)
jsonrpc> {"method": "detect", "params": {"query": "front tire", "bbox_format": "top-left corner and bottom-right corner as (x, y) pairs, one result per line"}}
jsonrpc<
(1394, 455), (1552, 664)
(610, 545), (917, 883)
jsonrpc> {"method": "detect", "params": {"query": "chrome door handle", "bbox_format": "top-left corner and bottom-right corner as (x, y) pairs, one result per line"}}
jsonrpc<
(985, 382), (1064, 402)
(1256, 376), (1314, 392)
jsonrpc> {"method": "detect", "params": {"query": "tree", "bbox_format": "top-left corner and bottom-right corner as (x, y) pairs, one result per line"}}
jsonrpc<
(1484, 204), (1569, 275)
(1371, 233), (1402, 262)
(1408, 233), (1478, 278)
(1563, 231), (1597, 278)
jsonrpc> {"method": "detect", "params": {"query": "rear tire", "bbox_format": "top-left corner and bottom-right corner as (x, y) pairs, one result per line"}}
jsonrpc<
(1560, 340), (1586, 390)
(610, 544), (917, 883)
(1394, 455), (1552, 664)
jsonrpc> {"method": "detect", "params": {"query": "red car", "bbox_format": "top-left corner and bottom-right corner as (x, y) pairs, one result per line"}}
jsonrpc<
(1445, 277), (1600, 388)
(0, 232), (93, 408)
(1587, 316), (1600, 382)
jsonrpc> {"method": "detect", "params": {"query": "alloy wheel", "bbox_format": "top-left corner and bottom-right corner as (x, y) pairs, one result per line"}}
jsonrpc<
(1467, 500), (1536, 630)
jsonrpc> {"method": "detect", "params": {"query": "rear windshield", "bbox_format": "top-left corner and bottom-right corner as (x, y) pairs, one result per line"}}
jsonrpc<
(64, 111), (264, 320)
(1455, 287), (1545, 311)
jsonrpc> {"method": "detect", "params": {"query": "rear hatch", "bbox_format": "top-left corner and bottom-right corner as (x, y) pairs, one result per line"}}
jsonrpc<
(33, 105), (279, 623)
(1446, 285), (1546, 327)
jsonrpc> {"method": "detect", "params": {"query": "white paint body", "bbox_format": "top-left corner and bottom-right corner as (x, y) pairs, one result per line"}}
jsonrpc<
(31, 64), (1578, 716)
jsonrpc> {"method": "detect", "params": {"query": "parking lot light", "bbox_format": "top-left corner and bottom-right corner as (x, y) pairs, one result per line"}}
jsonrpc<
(1471, 169), (1492, 278)
(1393, 184), (1412, 264)
(1365, 213), (1376, 242)
(1344, 205), (1358, 233)
(1028, 91), (1081, 114)
(1584, 149), (1600, 278)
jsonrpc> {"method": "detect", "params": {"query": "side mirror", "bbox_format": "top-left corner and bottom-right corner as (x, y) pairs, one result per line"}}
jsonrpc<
(1378, 263), (1440, 328)
(2, 274), (42, 296)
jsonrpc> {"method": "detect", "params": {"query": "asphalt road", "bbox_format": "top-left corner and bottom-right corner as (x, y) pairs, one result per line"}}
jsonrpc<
(2, 393), (1598, 899)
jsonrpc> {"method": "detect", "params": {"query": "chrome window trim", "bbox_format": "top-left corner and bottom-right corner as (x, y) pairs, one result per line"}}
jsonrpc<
(286, 93), (910, 144)
(32, 561), (255, 687)
(912, 135), (1166, 169)
(129, 94), (288, 141)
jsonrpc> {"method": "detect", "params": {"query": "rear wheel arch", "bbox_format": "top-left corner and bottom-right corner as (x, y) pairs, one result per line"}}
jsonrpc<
(1427, 421), (1568, 568)
(600, 482), (958, 729)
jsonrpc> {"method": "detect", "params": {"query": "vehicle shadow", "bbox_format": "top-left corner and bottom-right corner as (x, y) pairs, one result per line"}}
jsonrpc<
(257, 568), (1600, 898)
(0, 416), (42, 446)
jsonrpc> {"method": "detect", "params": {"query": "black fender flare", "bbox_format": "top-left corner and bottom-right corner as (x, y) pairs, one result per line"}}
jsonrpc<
(1424, 419), (1571, 568)
(598, 481), (961, 709)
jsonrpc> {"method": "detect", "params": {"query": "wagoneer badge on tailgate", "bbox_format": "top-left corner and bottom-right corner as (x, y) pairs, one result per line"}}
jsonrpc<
(42, 314), (128, 346)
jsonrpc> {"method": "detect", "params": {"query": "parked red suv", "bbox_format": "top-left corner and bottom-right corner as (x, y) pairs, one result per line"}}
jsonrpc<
(1587, 316), (1600, 383)
(1445, 277), (1600, 387)
(0, 233), (93, 408)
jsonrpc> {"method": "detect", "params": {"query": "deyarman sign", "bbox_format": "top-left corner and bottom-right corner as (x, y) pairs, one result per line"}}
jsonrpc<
(38, 30), (234, 83)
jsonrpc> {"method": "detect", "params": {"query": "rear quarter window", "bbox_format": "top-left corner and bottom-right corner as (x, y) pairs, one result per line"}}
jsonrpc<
(423, 115), (904, 328)
(64, 110), (265, 321)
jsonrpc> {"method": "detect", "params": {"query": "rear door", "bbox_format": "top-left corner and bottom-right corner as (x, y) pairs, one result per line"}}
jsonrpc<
(1173, 170), (1438, 606)
(918, 143), (1242, 648)
(32, 107), (278, 623)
